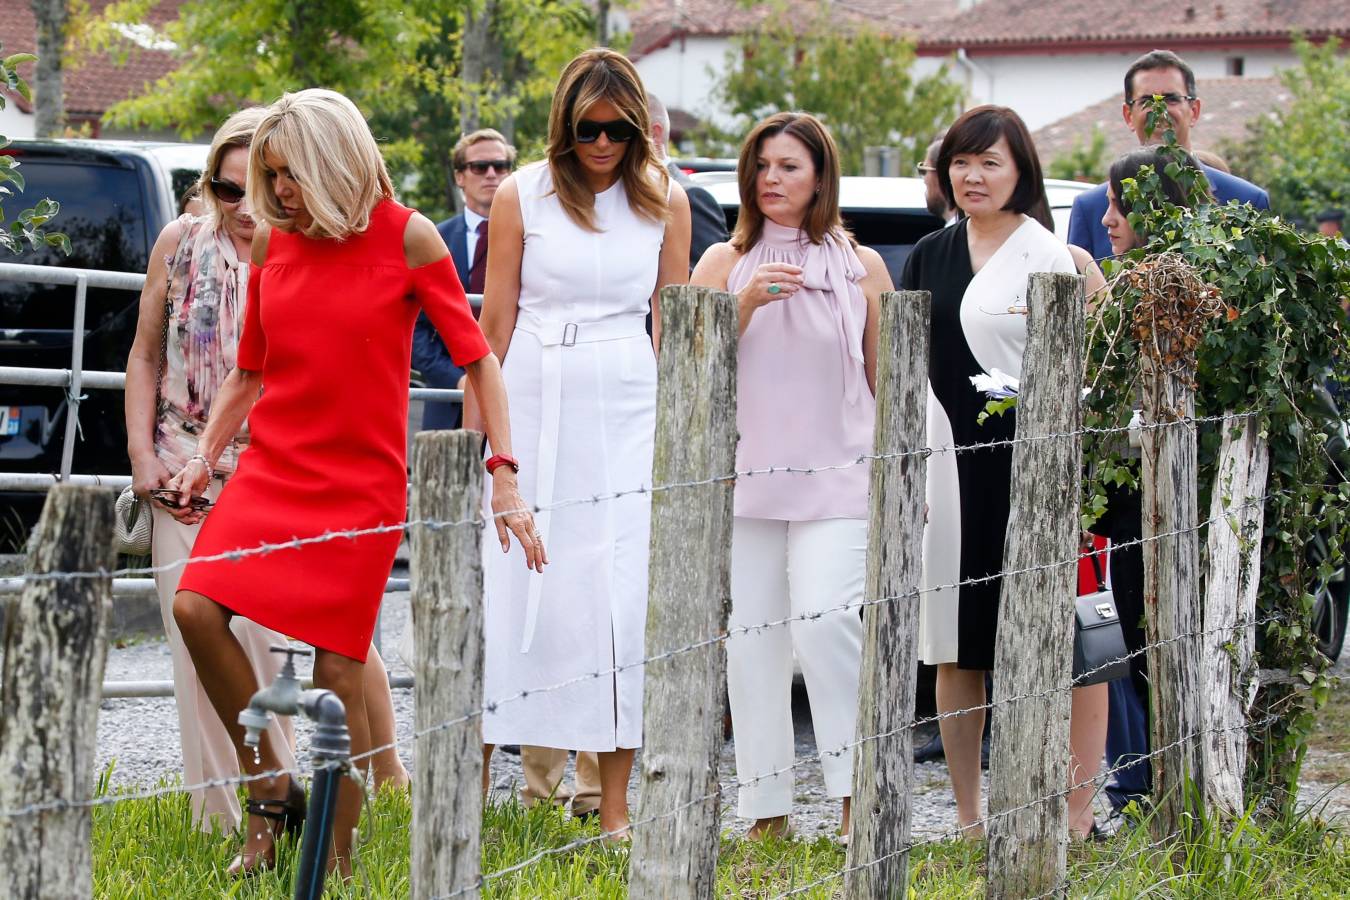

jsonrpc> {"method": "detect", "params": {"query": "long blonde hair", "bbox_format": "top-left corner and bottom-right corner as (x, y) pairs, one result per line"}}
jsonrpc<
(199, 106), (267, 229)
(248, 89), (394, 240)
(545, 48), (668, 232)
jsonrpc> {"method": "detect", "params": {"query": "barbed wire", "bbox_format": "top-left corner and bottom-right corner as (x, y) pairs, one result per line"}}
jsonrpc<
(0, 487), (1279, 821)
(769, 715), (1282, 899)
(11, 409), (1256, 587)
(429, 605), (1278, 896)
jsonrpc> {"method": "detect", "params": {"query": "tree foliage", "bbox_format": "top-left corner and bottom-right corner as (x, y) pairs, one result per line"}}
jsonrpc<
(1084, 98), (1350, 808)
(83, 0), (596, 219)
(1224, 37), (1350, 224)
(709, 1), (963, 174)
(0, 44), (69, 255)
(1047, 126), (1108, 184)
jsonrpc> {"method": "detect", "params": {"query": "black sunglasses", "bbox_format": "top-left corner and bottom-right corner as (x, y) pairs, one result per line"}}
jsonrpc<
(209, 178), (246, 204)
(574, 118), (637, 144)
(461, 159), (512, 175)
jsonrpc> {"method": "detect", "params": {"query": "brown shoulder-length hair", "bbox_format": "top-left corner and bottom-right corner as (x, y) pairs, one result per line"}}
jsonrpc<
(938, 105), (1048, 225)
(731, 112), (847, 253)
(545, 48), (668, 232)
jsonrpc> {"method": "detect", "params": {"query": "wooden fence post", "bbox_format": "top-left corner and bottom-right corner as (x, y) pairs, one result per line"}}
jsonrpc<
(845, 290), (930, 900)
(410, 431), (484, 900)
(1201, 414), (1268, 817)
(1139, 296), (1205, 841)
(0, 485), (114, 899)
(986, 272), (1084, 899)
(629, 284), (738, 900)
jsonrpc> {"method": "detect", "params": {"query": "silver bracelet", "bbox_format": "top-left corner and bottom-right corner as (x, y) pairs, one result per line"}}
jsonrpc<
(187, 453), (215, 482)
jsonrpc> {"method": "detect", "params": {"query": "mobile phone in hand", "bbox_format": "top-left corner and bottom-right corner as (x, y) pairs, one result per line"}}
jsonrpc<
(149, 488), (212, 511)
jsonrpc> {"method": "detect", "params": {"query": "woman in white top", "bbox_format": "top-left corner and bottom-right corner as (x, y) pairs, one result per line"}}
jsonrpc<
(473, 48), (691, 838)
(901, 105), (1107, 838)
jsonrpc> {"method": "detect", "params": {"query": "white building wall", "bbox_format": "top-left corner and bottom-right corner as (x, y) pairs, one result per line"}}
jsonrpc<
(635, 36), (739, 131)
(635, 35), (1301, 135)
(0, 104), (35, 141)
(945, 48), (1299, 131)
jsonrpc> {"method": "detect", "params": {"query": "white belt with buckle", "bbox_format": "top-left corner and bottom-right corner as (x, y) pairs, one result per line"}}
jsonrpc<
(511, 310), (649, 652)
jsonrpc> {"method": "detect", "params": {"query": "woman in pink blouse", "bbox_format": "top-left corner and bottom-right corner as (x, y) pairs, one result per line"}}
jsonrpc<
(691, 112), (892, 841)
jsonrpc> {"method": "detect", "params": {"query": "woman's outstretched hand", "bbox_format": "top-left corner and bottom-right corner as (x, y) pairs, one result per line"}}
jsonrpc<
(490, 469), (547, 572)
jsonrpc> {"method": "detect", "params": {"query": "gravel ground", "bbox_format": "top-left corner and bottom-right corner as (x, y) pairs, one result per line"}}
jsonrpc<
(97, 583), (1343, 843)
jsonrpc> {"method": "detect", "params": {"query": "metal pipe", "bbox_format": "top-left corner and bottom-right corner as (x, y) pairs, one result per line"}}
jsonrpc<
(0, 366), (128, 389)
(294, 689), (350, 900)
(0, 366), (464, 403)
(0, 473), (132, 491)
(0, 261), (148, 291)
(59, 276), (87, 480)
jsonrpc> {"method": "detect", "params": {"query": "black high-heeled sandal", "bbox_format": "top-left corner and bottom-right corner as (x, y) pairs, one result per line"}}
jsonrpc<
(228, 778), (307, 877)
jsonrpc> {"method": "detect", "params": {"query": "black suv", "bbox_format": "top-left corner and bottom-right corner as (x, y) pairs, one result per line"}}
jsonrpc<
(0, 140), (207, 542)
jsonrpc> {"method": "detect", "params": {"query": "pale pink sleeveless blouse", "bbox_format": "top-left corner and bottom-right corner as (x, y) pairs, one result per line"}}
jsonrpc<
(727, 220), (874, 520)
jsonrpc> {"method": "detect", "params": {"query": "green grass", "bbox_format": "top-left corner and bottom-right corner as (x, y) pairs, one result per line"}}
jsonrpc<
(93, 775), (1350, 899)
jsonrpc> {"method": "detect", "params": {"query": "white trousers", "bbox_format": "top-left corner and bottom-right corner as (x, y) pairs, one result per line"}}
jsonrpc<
(727, 516), (867, 818)
(151, 479), (296, 832)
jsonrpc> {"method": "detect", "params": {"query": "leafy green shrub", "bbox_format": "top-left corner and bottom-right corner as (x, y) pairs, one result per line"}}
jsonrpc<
(1084, 97), (1350, 806)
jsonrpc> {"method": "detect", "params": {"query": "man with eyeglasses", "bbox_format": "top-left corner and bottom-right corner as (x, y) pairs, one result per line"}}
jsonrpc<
(1067, 48), (1268, 825)
(412, 129), (516, 430)
(1067, 49), (1268, 261)
(916, 135), (956, 225)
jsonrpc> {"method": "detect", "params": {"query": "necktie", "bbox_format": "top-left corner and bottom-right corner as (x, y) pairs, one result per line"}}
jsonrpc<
(469, 218), (488, 294)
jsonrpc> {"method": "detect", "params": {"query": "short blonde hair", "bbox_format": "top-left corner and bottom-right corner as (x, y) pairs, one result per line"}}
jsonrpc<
(248, 89), (394, 240)
(452, 129), (516, 170)
(199, 106), (267, 228)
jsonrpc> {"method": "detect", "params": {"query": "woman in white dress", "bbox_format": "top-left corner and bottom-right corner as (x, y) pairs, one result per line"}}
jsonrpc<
(902, 105), (1107, 838)
(473, 48), (691, 838)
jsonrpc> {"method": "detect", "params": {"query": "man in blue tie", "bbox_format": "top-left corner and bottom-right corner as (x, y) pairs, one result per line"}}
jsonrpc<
(1068, 49), (1269, 820)
(412, 128), (515, 429)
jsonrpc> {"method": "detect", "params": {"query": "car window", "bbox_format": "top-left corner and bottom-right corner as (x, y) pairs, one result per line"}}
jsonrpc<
(0, 160), (149, 330)
(845, 210), (944, 285)
(5, 160), (148, 273)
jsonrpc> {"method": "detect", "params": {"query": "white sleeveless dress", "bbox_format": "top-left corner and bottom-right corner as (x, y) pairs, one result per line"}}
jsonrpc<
(481, 161), (664, 751)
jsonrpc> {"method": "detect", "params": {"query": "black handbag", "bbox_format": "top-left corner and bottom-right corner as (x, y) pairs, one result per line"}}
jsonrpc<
(1072, 554), (1131, 686)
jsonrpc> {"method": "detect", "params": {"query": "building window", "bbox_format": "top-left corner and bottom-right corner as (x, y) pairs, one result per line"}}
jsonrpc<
(1227, 57), (1245, 77)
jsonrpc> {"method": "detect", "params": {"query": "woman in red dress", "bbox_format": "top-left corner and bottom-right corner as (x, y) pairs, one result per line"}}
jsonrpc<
(168, 89), (544, 877)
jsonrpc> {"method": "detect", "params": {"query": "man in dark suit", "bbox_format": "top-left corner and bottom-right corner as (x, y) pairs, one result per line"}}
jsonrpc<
(412, 128), (515, 429)
(1068, 49), (1269, 261)
(1067, 49), (1269, 818)
(646, 93), (729, 271)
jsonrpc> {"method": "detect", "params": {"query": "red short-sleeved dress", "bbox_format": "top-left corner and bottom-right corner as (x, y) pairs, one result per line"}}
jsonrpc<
(179, 199), (489, 660)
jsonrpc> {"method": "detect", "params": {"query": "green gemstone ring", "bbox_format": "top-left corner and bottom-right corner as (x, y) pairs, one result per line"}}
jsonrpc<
(767, 283), (782, 295)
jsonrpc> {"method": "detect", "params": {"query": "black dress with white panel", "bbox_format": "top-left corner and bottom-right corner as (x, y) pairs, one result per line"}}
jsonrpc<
(902, 216), (1075, 670)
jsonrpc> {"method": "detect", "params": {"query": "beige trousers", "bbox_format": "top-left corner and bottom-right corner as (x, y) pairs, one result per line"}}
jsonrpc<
(151, 479), (297, 832)
(520, 746), (601, 815)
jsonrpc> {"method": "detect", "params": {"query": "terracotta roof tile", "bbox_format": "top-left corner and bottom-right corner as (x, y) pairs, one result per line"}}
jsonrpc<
(628, 0), (959, 59)
(921, 0), (1350, 50)
(0, 0), (184, 119)
(1031, 76), (1289, 168)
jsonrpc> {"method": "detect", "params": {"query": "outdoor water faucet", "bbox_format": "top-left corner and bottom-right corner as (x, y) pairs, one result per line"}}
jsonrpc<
(239, 644), (310, 748)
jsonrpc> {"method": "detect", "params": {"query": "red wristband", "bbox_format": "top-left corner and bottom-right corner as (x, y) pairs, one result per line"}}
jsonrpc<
(485, 453), (519, 475)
